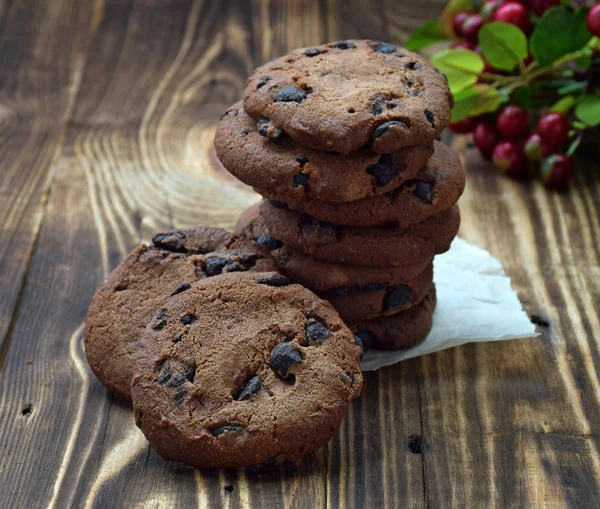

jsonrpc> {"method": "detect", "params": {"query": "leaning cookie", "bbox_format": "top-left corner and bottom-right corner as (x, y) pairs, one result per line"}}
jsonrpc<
(84, 227), (277, 399)
(131, 272), (363, 469)
(244, 40), (452, 153)
(260, 200), (460, 267)
(262, 141), (465, 227)
(215, 104), (433, 203)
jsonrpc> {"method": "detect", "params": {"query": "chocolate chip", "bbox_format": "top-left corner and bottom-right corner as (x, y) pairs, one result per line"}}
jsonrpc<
(156, 360), (172, 384)
(172, 332), (183, 344)
(204, 256), (228, 276)
(225, 261), (243, 272)
(406, 61), (419, 70)
(174, 389), (188, 403)
(375, 42), (397, 54)
(180, 313), (195, 325)
(373, 97), (385, 116)
(152, 232), (186, 252)
(152, 318), (167, 331)
(295, 154), (308, 166)
(170, 282), (191, 296)
(275, 85), (307, 103)
(256, 234), (283, 251)
(271, 342), (302, 379)
(170, 374), (186, 388)
(383, 285), (413, 312)
(258, 274), (292, 287)
(293, 173), (309, 188)
(424, 109), (435, 127)
(236, 376), (262, 401)
(256, 75), (271, 89)
(211, 425), (245, 438)
(331, 40), (356, 49)
(305, 47), (321, 56)
(305, 318), (332, 346)
(257, 117), (282, 139)
(366, 154), (399, 187)
(354, 330), (372, 351)
(413, 181), (434, 203)
(186, 363), (196, 383)
(371, 120), (411, 142)
(269, 199), (288, 209)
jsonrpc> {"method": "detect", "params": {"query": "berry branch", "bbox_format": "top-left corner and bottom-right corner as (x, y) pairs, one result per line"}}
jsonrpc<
(406, 0), (600, 190)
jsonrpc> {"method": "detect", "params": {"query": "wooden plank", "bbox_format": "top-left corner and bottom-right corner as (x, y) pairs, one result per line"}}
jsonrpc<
(0, 0), (99, 366)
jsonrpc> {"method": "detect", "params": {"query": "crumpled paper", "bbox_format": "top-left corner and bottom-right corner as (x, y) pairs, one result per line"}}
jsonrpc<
(361, 237), (538, 371)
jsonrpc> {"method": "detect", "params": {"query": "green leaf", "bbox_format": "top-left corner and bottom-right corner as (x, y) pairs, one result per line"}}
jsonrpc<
(478, 22), (528, 71)
(575, 94), (600, 127)
(550, 95), (575, 114)
(451, 84), (501, 122)
(405, 20), (445, 51)
(575, 53), (592, 69)
(470, 84), (502, 116)
(557, 81), (588, 96)
(441, 0), (474, 38)
(431, 49), (484, 93)
(572, 120), (588, 130)
(530, 7), (592, 67)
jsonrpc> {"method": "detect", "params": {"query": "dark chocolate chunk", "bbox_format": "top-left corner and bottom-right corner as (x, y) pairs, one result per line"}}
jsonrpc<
(413, 180), (434, 203)
(305, 318), (332, 346)
(185, 363), (196, 383)
(174, 389), (188, 403)
(271, 342), (303, 379)
(331, 40), (356, 49)
(171, 282), (191, 296)
(256, 234), (283, 251)
(269, 199), (288, 209)
(405, 61), (419, 70)
(256, 75), (271, 89)
(152, 319), (167, 331)
(211, 425), (245, 438)
(424, 109), (435, 127)
(236, 376), (262, 401)
(225, 261), (243, 272)
(170, 374), (186, 388)
(152, 232), (186, 253)
(257, 117), (283, 139)
(295, 154), (308, 166)
(258, 274), (292, 287)
(204, 256), (228, 276)
(305, 47), (321, 56)
(371, 120), (411, 142)
(293, 173), (309, 188)
(366, 154), (398, 187)
(375, 42), (397, 54)
(383, 285), (413, 312)
(180, 313), (196, 325)
(275, 85), (307, 103)
(156, 360), (172, 384)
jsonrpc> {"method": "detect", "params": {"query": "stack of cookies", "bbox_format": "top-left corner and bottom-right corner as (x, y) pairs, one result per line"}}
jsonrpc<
(216, 39), (465, 350)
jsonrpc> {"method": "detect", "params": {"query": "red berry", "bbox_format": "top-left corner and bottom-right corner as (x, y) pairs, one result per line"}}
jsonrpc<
(462, 14), (485, 43)
(492, 140), (527, 177)
(531, 0), (559, 17)
(540, 154), (573, 189)
(481, 0), (504, 20)
(494, 2), (531, 32)
(537, 112), (570, 146)
(451, 40), (476, 50)
(453, 11), (471, 37)
(449, 116), (479, 134)
(496, 105), (529, 139)
(524, 132), (553, 161)
(473, 123), (499, 159)
(587, 4), (600, 37)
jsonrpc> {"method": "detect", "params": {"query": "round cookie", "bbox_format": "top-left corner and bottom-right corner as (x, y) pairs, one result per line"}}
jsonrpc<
(351, 286), (436, 350)
(263, 141), (466, 227)
(215, 104), (434, 203)
(260, 200), (460, 267)
(234, 204), (433, 291)
(130, 272), (363, 469)
(321, 262), (433, 321)
(244, 39), (452, 154)
(84, 227), (277, 399)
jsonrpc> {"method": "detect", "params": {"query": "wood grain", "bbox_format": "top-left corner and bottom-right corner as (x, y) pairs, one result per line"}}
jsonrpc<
(1, 0), (599, 507)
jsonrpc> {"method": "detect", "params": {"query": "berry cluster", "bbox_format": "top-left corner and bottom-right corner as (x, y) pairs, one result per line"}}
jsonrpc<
(407, 1), (600, 191)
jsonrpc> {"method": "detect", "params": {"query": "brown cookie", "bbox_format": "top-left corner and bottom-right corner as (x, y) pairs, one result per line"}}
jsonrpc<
(259, 200), (460, 267)
(235, 204), (433, 291)
(351, 285), (436, 350)
(263, 141), (465, 227)
(84, 227), (277, 398)
(321, 262), (433, 321)
(215, 104), (434, 203)
(244, 40), (452, 153)
(130, 272), (363, 469)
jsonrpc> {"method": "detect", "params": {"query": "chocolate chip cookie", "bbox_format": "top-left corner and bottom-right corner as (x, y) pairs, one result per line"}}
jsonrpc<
(130, 272), (363, 469)
(351, 286), (436, 350)
(321, 262), (433, 321)
(244, 40), (452, 153)
(259, 200), (460, 267)
(263, 141), (465, 226)
(215, 104), (434, 202)
(84, 227), (277, 398)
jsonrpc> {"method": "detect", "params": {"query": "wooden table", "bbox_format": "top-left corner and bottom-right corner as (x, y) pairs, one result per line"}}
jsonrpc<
(1, 1), (599, 507)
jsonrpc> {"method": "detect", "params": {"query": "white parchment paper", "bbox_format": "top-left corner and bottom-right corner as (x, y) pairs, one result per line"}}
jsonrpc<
(361, 237), (538, 371)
